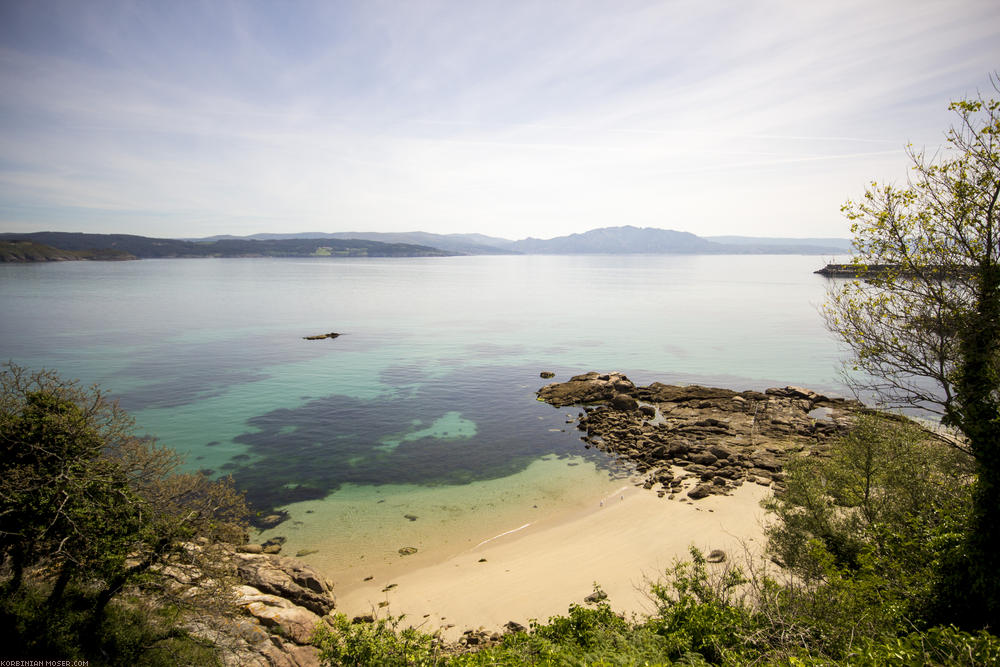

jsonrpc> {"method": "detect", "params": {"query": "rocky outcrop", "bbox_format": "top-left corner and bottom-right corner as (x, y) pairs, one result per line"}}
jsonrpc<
(538, 372), (862, 499)
(233, 552), (336, 616)
(303, 332), (341, 340)
(537, 372), (636, 407)
(164, 545), (335, 667)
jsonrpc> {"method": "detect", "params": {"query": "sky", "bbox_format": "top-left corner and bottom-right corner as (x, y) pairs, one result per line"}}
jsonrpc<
(1, 1), (999, 241)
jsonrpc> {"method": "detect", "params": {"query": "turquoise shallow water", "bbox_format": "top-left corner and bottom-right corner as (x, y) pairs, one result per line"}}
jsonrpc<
(0, 254), (847, 572)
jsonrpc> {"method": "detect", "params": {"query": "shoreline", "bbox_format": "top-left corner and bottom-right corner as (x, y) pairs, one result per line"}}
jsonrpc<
(335, 480), (771, 640)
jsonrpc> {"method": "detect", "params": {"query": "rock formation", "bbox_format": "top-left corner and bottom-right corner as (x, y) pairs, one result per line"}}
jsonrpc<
(153, 542), (336, 666)
(538, 372), (862, 499)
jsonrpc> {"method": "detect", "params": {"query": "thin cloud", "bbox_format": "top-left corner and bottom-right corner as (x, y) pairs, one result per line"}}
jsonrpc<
(1, 0), (999, 238)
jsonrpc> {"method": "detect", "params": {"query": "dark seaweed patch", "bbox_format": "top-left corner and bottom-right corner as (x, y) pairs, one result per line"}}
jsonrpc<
(228, 365), (614, 514)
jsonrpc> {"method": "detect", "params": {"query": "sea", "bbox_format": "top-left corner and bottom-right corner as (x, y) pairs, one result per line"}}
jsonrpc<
(0, 253), (848, 584)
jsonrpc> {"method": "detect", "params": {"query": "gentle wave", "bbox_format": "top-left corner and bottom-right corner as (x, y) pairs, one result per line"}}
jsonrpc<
(472, 522), (533, 550)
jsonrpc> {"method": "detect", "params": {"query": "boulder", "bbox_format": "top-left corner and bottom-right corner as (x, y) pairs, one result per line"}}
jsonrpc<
(611, 394), (639, 411)
(687, 484), (713, 500)
(244, 601), (321, 645)
(689, 452), (718, 466)
(708, 445), (733, 459)
(706, 549), (727, 563)
(238, 544), (264, 554)
(505, 621), (527, 633)
(234, 554), (336, 616)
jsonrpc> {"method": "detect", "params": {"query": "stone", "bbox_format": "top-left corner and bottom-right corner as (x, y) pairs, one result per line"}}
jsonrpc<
(258, 514), (285, 529)
(687, 484), (713, 500)
(238, 544), (264, 554)
(706, 549), (727, 563)
(689, 452), (718, 466)
(611, 394), (639, 411)
(398, 546), (418, 556)
(505, 620), (527, 633)
(708, 445), (733, 459)
(234, 554), (336, 616)
(242, 596), (322, 645)
(540, 371), (555, 378)
(584, 590), (608, 603)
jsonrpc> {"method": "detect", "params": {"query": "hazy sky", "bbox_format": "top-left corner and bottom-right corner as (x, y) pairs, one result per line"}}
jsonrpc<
(1, 1), (998, 240)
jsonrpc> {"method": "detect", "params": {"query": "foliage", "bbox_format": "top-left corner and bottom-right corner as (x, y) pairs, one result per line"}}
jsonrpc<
(825, 92), (1000, 419)
(0, 579), (219, 666)
(849, 625), (1000, 666)
(0, 363), (248, 661)
(823, 86), (1000, 621)
(646, 552), (761, 664)
(765, 413), (971, 573)
(313, 613), (439, 666)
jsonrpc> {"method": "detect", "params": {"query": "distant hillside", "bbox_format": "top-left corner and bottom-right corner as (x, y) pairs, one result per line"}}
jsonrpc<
(189, 231), (515, 255)
(0, 239), (135, 262)
(508, 226), (724, 254)
(0, 232), (454, 259)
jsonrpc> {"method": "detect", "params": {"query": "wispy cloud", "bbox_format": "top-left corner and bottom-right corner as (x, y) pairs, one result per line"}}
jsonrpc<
(1, 0), (998, 238)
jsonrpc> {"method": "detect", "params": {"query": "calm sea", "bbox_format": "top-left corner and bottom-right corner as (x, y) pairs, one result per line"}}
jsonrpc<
(0, 254), (847, 581)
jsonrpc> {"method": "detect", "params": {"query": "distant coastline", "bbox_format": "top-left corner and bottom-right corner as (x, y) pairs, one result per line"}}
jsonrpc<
(0, 232), (453, 262)
(0, 226), (853, 262)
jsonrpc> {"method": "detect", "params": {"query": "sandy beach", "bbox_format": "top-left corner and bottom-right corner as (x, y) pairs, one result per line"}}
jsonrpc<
(335, 480), (772, 640)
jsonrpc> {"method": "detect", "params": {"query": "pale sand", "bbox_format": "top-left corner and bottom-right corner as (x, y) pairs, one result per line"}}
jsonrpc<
(335, 481), (772, 640)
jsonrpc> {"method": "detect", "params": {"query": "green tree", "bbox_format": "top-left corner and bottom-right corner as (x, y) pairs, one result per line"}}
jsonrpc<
(0, 363), (248, 658)
(824, 86), (1000, 624)
(765, 413), (972, 622)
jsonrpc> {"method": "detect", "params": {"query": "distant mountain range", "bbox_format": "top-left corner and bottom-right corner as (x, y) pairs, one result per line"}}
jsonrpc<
(0, 227), (853, 263)
(189, 226), (853, 256)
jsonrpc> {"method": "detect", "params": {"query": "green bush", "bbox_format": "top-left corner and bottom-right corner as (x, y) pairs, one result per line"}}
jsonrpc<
(764, 412), (974, 626)
(313, 613), (439, 666)
(849, 625), (1000, 666)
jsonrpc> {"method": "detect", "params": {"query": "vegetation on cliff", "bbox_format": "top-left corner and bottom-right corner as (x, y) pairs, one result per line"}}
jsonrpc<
(0, 364), (248, 663)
